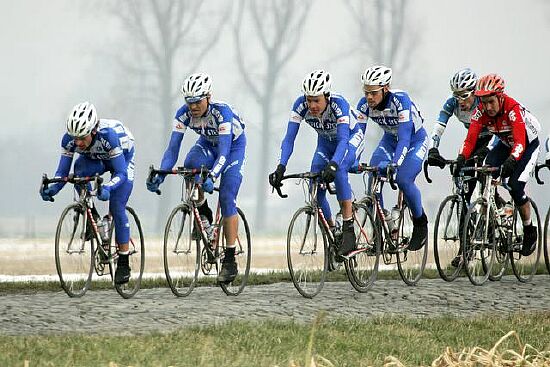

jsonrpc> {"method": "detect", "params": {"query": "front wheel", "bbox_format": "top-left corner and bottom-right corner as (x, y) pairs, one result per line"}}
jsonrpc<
(287, 206), (327, 298)
(510, 198), (541, 282)
(55, 203), (93, 298)
(397, 204), (428, 286)
(219, 208), (252, 296)
(345, 201), (380, 293)
(433, 195), (463, 282)
(114, 206), (145, 299)
(164, 203), (200, 297)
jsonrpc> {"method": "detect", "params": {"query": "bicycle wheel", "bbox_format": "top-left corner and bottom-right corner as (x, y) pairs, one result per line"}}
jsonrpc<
(510, 198), (541, 282)
(55, 203), (93, 297)
(287, 206), (327, 298)
(462, 198), (495, 286)
(219, 208), (251, 296)
(433, 195), (463, 282)
(545, 207), (550, 275)
(114, 207), (145, 298)
(397, 204), (427, 286)
(164, 203), (200, 297)
(345, 202), (380, 292)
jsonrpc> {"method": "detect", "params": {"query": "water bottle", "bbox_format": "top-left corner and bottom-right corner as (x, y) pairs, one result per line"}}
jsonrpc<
(98, 215), (111, 243)
(335, 212), (343, 234)
(389, 206), (400, 240)
(200, 215), (213, 240)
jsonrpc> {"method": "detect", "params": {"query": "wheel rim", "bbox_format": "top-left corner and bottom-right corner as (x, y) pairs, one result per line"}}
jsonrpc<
(397, 206), (427, 285)
(115, 207), (145, 298)
(510, 199), (541, 282)
(434, 196), (463, 281)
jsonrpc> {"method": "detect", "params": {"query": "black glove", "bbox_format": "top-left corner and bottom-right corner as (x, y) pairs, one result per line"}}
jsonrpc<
(453, 154), (466, 177)
(427, 148), (446, 169)
(500, 156), (517, 178)
(321, 161), (338, 183)
(474, 146), (490, 163)
(268, 164), (286, 188)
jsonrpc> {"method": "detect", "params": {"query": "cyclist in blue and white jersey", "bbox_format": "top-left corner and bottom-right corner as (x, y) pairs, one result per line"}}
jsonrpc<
(40, 102), (136, 284)
(427, 68), (493, 199)
(146, 73), (246, 283)
(356, 65), (428, 251)
(269, 70), (363, 259)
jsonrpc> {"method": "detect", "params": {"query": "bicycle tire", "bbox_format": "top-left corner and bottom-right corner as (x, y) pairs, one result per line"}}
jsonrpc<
(219, 207), (252, 296)
(287, 206), (327, 298)
(164, 203), (200, 297)
(510, 198), (541, 282)
(543, 206), (550, 275)
(345, 202), (380, 292)
(115, 206), (145, 298)
(433, 195), (463, 282)
(397, 203), (428, 286)
(55, 203), (93, 298)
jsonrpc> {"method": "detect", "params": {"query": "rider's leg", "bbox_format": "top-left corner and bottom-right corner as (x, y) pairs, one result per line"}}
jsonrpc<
(184, 140), (217, 222)
(335, 145), (356, 255)
(311, 143), (333, 225)
(369, 136), (394, 209)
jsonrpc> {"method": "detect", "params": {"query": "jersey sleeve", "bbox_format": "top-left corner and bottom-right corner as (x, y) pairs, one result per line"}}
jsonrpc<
(102, 129), (128, 191)
(459, 107), (484, 159)
(331, 98), (351, 165)
(430, 96), (456, 149)
(51, 134), (75, 192)
(508, 104), (527, 160)
(210, 105), (234, 178)
(392, 94), (414, 166)
(159, 109), (189, 171)
(278, 97), (306, 166)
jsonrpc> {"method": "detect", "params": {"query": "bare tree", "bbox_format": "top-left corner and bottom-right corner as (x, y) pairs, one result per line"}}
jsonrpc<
(109, 0), (228, 227)
(233, 0), (310, 230)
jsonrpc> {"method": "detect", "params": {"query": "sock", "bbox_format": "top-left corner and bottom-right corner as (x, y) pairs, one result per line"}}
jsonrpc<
(198, 199), (213, 223)
(118, 253), (129, 266)
(523, 219), (532, 226)
(224, 246), (236, 262)
(343, 219), (353, 230)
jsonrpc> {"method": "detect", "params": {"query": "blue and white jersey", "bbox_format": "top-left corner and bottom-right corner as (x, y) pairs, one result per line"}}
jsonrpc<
(160, 100), (246, 178)
(430, 95), (490, 149)
(279, 94), (360, 166)
(356, 90), (425, 166)
(56, 119), (135, 190)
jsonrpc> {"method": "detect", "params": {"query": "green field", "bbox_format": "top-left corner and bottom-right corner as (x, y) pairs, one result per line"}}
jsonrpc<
(1, 312), (549, 366)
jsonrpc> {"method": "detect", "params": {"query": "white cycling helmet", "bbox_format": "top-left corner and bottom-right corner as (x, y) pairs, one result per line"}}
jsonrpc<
(361, 65), (392, 86)
(181, 73), (212, 102)
(302, 69), (332, 96)
(66, 102), (98, 138)
(450, 68), (478, 92)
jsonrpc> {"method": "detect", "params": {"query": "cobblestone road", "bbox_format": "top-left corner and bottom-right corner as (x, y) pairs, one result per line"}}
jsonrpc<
(0, 276), (548, 336)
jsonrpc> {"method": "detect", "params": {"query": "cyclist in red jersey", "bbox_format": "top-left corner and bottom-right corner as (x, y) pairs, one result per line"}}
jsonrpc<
(454, 74), (541, 256)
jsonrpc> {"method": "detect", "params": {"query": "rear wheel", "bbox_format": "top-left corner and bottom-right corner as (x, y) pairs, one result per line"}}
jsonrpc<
(287, 206), (327, 298)
(55, 204), (93, 298)
(219, 208), (251, 296)
(545, 207), (550, 275)
(164, 204), (200, 297)
(397, 204), (427, 286)
(433, 195), (463, 282)
(114, 206), (145, 299)
(345, 202), (380, 292)
(510, 198), (541, 282)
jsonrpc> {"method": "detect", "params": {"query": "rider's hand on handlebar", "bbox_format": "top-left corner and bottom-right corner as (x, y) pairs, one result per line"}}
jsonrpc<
(500, 156), (517, 178)
(97, 187), (111, 201)
(269, 164), (286, 188)
(453, 154), (465, 177)
(321, 161), (338, 183)
(427, 148), (446, 169)
(202, 175), (215, 194)
(146, 174), (164, 193)
(40, 185), (59, 201)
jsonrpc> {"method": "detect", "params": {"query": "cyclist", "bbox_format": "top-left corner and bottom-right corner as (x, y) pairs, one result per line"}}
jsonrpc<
(269, 69), (363, 259)
(356, 65), (428, 251)
(40, 102), (136, 285)
(146, 73), (246, 283)
(454, 73), (541, 256)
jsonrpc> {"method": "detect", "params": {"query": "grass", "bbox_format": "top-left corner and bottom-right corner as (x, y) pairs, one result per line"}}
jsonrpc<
(0, 312), (549, 366)
(1, 263), (548, 295)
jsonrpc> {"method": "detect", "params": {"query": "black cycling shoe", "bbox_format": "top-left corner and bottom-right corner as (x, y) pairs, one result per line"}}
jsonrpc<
(409, 212), (428, 251)
(115, 263), (131, 285)
(521, 224), (537, 256)
(451, 255), (462, 268)
(336, 220), (357, 261)
(217, 260), (238, 283)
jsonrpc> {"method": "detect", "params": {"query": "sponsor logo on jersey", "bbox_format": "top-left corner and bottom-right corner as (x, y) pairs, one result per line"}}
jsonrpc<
(509, 110), (516, 122)
(472, 109), (482, 121)
(398, 110), (410, 122)
(511, 143), (524, 159)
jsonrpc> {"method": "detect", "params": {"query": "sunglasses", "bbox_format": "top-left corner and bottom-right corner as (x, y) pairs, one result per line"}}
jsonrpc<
(363, 86), (384, 96)
(185, 95), (207, 104)
(453, 90), (473, 100)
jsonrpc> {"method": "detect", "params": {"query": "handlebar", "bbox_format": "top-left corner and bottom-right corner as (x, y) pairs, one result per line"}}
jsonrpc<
(423, 160), (456, 184)
(148, 165), (211, 196)
(535, 163), (549, 185)
(272, 172), (337, 199)
(41, 174), (103, 202)
(357, 163), (397, 190)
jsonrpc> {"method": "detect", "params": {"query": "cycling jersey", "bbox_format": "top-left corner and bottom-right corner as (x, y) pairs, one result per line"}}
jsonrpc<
(160, 100), (246, 178)
(356, 89), (426, 167)
(430, 95), (491, 149)
(461, 94), (541, 161)
(278, 94), (360, 167)
(57, 119), (135, 190)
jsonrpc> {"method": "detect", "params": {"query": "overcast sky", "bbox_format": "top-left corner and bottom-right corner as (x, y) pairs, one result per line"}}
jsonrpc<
(1, 0), (549, 235)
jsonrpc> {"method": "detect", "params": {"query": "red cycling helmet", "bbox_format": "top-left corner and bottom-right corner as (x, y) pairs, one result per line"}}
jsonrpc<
(475, 74), (505, 97)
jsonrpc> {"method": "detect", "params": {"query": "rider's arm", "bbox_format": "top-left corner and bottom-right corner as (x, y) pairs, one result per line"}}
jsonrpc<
(459, 108), (483, 159)
(210, 109), (234, 178)
(103, 130), (128, 191)
(50, 134), (75, 191)
(278, 97), (305, 166)
(331, 98), (351, 165)
(430, 96), (456, 149)
(509, 104), (527, 160)
(392, 95), (414, 166)
(159, 110), (188, 171)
